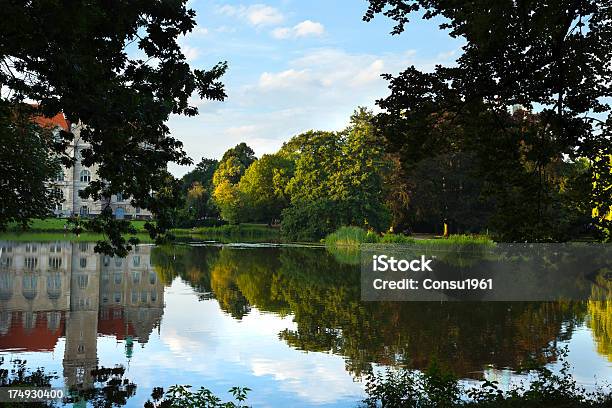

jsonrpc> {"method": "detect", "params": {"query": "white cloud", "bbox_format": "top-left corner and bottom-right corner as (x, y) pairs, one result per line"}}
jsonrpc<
(258, 69), (312, 90)
(294, 20), (325, 37)
(181, 44), (200, 62)
(168, 47), (458, 177)
(218, 4), (284, 27)
(271, 27), (292, 39)
(272, 20), (325, 39)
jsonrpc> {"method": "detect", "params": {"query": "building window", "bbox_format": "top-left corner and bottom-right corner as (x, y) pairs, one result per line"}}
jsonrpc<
(48, 257), (62, 269)
(132, 256), (140, 267)
(80, 206), (88, 216)
(49, 243), (61, 253)
(114, 292), (122, 303)
(25, 244), (37, 253)
(79, 169), (91, 183)
(55, 171), (64, 182)
(79, 242), (88, 252)
(149, 271), (156, 285)
(114, 273), (122, 285)
(135, 207), (141, 214)
(150, 290), (157, 302)
(24, 257), (38, 270)
(132, 271), (140, 284)
(79, 257), (87, 268)
(0, 257), (12, 268)
(77, 274), (88, 289)
(140, 291), (147, 303)
(116, 193), (123, 201)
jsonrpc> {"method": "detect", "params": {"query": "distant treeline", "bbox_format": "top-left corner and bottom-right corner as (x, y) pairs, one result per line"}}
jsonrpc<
(177, 107), (604, 243)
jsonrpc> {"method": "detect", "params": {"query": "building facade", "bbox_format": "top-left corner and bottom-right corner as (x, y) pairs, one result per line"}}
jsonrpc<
(37, 113), (151, 220)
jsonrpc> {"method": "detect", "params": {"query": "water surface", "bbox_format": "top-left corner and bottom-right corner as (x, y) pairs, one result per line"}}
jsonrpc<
(0, 239), (610, 406)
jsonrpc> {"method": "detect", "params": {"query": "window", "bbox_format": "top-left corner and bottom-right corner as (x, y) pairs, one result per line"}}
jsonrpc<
(79, 169), (91, 183)
(79, 242), (88, 252)
(135, 207), (141, 214)
(115, 258), (122, 267)
(0, 257), (12, 268)
(131, 290), (138, 304)
(132, 271), (140, 284)
(116, 193), (123, 201)
(25, 257), (38, 270)
(79, 257), (87, 268)
(149, 272), (156, 285)
(132, 256), (140, 267)
(140, 291), (147, 302)
(1, 245), (12, 253)
(80, 206), (88, 216)
(114, 292), (122, 303)
(48, 257), (62, 269)
(55, 171), (64, 182)
(25, 244), (37, 253)
(49, 243), (61, 253)
(114, 273), (122, 284)
(150, 290), (157, 302)
(103, 256), (110, 267)
(77, 274), (88, 289)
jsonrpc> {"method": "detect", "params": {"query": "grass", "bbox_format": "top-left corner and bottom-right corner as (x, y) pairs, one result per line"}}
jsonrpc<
(174, 223), (281, 240)
(0, 232), (154, 243)
(325, 226), (494, 248)
(324, 226), (379, 248)
(7, 218), (151, 232)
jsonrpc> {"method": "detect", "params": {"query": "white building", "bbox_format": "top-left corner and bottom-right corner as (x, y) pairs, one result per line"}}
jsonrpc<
(36, 112), (152, 220)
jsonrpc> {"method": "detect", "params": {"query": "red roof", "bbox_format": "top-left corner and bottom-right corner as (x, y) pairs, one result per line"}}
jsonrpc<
(32, 111), (70, 132)
(0, 311), (65, 352)
(98, 307), (135, 340)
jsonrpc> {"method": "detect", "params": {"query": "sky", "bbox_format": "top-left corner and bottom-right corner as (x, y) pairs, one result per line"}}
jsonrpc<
(167, 0), (464, 177)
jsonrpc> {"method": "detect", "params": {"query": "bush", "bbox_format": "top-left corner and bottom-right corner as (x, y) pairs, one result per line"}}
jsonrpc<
(281, 199), (343, 241)
(324, 226), (379, 247)
(380, 233), (415, 244)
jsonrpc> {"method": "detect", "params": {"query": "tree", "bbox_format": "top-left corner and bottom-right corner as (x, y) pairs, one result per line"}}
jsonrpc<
(181, 158), (219, 193)
(0, 103), (62, 229)
(221, 142), (257, 169)
(212, 143), (257, 223)
(0, 0), (227, 254)
(281, 108), (391, 240)
(364, 0), (612, 241)
(238, 153), (294, 225)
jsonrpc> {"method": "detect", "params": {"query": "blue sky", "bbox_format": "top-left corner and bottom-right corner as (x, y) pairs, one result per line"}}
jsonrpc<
(168, 0), (464, 176)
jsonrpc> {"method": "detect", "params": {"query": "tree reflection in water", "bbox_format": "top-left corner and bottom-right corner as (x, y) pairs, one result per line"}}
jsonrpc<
(151, 245), (592, 379)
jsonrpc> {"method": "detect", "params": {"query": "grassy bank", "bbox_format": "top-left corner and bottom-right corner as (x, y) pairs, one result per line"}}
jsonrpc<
(173, 223), (281, 241)
(324, 226), (494, 248)
(7, 218), (151, 233)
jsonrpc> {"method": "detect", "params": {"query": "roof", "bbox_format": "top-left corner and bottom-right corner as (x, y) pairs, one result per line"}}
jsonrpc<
(32, 111), (70, 132)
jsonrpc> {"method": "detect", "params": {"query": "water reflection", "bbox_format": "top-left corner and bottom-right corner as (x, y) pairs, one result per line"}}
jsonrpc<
(0, 240), (163, 392)
(151, 245), (597, 378)
(0, 240), (609, 407)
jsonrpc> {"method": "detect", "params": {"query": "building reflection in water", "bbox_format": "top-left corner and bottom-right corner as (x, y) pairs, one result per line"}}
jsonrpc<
(0, 241), (164, 390)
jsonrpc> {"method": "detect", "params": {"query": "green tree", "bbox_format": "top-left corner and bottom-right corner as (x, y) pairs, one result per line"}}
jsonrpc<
(281, 108), (390, 240)
(364, 0), (612, 241)
(221, 142), (257, 169)
(182, 158), (219, 192)
(0, 0), (227, 254)
(238, 153), (294, 224)
(0, 103), (62, 229)
(212, 144), (257, 223)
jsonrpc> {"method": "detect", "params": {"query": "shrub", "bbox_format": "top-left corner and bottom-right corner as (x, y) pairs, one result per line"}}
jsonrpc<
(380, 233), (415, 244)
(324, 226), (379, 247)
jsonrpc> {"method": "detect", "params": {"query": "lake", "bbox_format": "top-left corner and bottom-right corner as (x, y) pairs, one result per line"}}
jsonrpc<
(0, 238), (610, 407)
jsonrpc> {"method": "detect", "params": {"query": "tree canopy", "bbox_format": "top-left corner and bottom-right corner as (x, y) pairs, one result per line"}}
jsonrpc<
(0, 0), (227, 254)
(364, 0), (612, 241)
